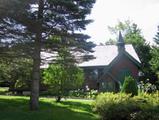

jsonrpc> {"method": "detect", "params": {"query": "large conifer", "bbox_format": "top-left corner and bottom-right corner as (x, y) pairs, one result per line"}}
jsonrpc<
(0, 0), (96, 110)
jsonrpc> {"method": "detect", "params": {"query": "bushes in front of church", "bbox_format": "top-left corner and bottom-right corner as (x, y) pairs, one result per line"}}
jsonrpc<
(121, 76), (138, 96)
(93, 92), (159, 120)
(68, 89), (98, 99)
(93, 93), (138, 120)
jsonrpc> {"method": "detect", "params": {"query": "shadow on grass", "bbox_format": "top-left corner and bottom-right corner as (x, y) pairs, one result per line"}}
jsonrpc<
(60, 100), (93, 112)
(0, 96), (99, 120)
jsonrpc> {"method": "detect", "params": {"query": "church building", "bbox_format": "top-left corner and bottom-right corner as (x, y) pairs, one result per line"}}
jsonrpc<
(79, 32), (141, 92)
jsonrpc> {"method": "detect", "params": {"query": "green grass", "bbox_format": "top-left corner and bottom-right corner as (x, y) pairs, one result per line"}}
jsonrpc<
(0, 87), (9, 95)
(0, 95), (99, 120)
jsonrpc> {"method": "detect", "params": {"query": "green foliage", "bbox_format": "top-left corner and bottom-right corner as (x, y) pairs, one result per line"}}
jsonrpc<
(150, 46), (159, 79)
(108, 20), (144, 45)
(68, 89), (98, 99)
(121, 76), (138, 96)
(108, 20), (145, 44)
(124, 23), (144, 45)
(0, 0), (96, 54)
(131, 92), (159, 120)
(43, 64), (84, 99)
(138, 44), (159, 87)
(108, 20), (132, 36)
(149, 25), (159, 82)
(150, 47), (159, 71)
(0, 61), (11, 82)
(0, 87), (9, 95)
(0, 58), (32, 89)
(154, 26), (159, 44)
(43, 37), (87, 102)
(138, 81), (157, 93)
(41, 89), (98, 99)
(93, 92), (159, 120)
(93, 93), (138, 120)
(0, 0), (96, 109)
(105, 39), (116, 45)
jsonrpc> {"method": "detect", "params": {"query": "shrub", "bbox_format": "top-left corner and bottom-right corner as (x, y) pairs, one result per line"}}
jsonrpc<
(121, 76), (138, 96)
(93, 93), (140, 120)
(138, 81), (157, 93)
(68, 89), (98, 99)
(130, 111), (159, 120)
(43, 64), (84, 102)
(93, 92), (159, 120)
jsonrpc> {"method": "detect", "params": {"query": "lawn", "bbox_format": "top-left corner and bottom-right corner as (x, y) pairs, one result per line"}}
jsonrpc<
(0, 95), (99, 120)
(0, 87), (9, 95)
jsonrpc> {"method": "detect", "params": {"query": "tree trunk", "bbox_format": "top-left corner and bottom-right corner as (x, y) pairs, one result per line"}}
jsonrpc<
(30, 33), (41, 110)
(30, 0), (43, 110)
(56, 96), (61, 102)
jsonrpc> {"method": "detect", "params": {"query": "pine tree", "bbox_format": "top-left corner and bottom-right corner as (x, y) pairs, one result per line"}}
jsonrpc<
(0, 0), (96, 110)
(154, 26), (159, 44)
(150, 26), (159, 80)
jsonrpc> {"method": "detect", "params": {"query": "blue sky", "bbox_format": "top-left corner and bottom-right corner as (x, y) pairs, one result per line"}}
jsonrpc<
(84, 0), (159, 44)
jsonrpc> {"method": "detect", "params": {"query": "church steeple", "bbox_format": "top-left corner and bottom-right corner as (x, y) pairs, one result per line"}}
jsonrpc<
(117, 31), (125, 52)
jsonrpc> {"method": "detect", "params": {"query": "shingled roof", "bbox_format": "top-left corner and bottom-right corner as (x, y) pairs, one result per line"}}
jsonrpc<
(79, 44), (140, 67)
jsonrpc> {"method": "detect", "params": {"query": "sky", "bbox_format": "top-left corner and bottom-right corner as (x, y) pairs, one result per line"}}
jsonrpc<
(84, 0), (159, 44)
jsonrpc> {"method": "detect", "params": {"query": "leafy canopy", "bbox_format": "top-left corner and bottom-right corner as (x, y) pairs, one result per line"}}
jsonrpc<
(108, 20), (145, 45)
(43, 64), (84, 98)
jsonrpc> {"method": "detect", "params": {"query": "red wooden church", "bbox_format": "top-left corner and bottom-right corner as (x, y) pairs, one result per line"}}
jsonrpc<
(79, 32), (141, 92)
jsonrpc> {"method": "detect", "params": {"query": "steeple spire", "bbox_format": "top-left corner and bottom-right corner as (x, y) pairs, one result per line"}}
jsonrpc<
(117, 31), (125, 52)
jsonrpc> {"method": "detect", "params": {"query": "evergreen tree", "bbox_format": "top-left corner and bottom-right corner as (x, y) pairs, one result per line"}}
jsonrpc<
(150, 46), (159, 73)
(121, 76), (138, 96)
(154, 26), (159, 44)
(0, 0), (96, 110)
(150, 26), (159, 81)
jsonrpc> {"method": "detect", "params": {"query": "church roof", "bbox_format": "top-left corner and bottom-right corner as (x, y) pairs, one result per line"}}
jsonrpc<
(79, 44), (140, 67)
